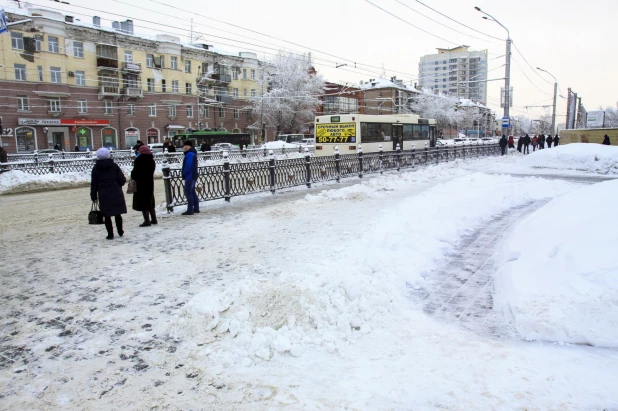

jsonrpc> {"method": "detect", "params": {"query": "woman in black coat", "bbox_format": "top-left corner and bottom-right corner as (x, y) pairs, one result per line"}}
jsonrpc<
(602, 135), (611, 145)
(91, 147), (127, 240)
(131, 145), (157, 226)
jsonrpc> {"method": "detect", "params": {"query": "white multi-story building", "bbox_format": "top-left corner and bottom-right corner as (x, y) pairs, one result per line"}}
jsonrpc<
(418, 46), (488, 105)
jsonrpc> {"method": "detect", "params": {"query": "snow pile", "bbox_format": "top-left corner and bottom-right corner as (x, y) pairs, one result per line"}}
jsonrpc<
(170, 171), (575, 366)
(495, 179), (618, 347)
(520, 143), (618, 174)
(263, 141), (301, 149)
(0, 170), (91, 194)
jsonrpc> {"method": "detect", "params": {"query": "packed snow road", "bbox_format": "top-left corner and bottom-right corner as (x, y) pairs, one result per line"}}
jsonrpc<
(1, 155), (617, 410)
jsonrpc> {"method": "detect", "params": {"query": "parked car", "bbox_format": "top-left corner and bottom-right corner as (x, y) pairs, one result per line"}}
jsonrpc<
(297, 138), (315, 146)
(436, 139), (456, 147)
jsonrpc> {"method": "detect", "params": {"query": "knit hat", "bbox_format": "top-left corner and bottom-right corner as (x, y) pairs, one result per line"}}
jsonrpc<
(96, 147), (110, 160)
(183, 140), (193, 147)
(138, 145), (152, 155)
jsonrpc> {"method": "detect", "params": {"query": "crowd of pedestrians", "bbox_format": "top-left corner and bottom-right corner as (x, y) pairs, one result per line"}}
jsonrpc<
(499, 133), (562, 156)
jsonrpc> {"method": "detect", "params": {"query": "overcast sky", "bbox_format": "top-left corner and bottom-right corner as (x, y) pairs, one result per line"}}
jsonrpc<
(5, 0), (616, 121)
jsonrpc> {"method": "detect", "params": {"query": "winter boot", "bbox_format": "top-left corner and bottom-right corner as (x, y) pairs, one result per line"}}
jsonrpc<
(105, 218), (114, 240)
(150, 208), (158, 225)
(116, 215), (124, 237)
(140, 211), (151, 227)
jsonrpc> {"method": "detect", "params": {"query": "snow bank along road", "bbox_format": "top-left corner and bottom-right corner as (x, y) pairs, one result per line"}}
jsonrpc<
(1, 157), (618, 410)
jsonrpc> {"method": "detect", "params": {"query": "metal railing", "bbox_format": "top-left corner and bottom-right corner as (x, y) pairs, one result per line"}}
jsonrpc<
(1, 147), (315, 175)
(161, 143), (501, 212)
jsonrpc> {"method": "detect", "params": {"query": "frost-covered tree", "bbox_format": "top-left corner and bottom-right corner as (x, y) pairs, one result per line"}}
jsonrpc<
(409, 92), (465, 133)
(249, 52), (324, 136)
(602, 105), (618, 127)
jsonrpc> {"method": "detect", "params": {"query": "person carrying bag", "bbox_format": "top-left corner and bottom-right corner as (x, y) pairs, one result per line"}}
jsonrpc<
(88, 201), (104, 225)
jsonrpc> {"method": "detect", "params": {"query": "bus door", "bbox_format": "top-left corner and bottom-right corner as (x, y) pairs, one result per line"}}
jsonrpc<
(392, 124), (403, 150)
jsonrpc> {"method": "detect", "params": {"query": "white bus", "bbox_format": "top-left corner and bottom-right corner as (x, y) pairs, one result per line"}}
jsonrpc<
(314, 114), (437, 156)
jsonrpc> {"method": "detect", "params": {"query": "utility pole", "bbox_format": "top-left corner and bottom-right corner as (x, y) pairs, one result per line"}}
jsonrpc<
(537, 67), (557, 136)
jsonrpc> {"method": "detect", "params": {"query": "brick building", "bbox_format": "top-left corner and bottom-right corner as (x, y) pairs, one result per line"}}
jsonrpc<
(0, 7), (268, 153)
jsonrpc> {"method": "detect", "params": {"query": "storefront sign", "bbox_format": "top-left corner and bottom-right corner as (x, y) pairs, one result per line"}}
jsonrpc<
(18, 118), (110, 126)
(125, 130), (139, 137)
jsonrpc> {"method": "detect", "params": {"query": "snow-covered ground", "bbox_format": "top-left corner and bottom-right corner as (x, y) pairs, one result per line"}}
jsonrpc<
(495, 178), (618, 348)
(471, 143), (618, 177)
(1, 152), (617, 409)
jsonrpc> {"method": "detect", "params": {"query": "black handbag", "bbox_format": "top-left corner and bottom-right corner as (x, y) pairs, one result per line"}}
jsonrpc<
(88, 201), (104, 225)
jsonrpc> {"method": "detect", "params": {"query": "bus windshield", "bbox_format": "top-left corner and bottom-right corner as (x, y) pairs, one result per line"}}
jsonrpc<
(276, 134), (305, 143)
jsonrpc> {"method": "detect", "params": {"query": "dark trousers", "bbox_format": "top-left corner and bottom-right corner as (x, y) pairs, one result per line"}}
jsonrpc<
(141, 207), (157, 223)
(523, 144), (529, 154)
(501, 146), (507, 156)
(104, 215), (123, 236)
(184, 179), (200, 212)
(547, 142), (552, 148)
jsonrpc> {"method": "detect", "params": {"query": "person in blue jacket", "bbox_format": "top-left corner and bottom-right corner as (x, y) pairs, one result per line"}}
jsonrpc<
(182, 140), (200, 215)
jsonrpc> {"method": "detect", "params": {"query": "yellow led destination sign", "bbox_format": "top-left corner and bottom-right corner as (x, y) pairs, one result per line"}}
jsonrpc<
(315, 123), (356, 143)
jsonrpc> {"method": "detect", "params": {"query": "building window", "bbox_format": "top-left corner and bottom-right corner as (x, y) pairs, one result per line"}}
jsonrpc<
(37, 66), (43, 81)
(50, 67), (61, 83)
(17, 96), (29, 111)
(234, 109), (239, 119)
(251, 89), (256, 98)
(14, 64), (26, 81)
(184, 60), (191, 73)
(75, 70), (86, 86)
(204, 105), (210, 118)
(74, 41), (84, 58)
(242, 69), (247, 80)
(172, 80), (179, 93)
(127, 103), (135, 115)
(124, 50), (132, 62)
(104, 100), (113, 115)
(168, 105), (176, 117)
(48, 98), (61, 113)
(171, 56), (178, 69)
(185, 83), (192, 95)
(250, 69), (255, 80)
(218, 107), (225, 118)
(77, 99), (88, 113)
(11, 32), (24, 50)
(161, 79), (166, 92)
(48, 36), (59, 53)
(147, 78), (154, 92)
(15, 127), (36, 152)
(233, 88), (238, 98)
(34, 35), (42, 51)
(160, 56), (165, 68)
(186, 105), (193, 118)
(232, 68), (238, 80)
(243, 88), (247, 97)
(149, 104), (156, 117)
(102, 127), (117, 148)
(146, 54), (153, 68)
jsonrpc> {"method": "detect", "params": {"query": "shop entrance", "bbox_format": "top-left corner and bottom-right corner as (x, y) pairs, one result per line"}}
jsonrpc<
(52, 132), (64, 150)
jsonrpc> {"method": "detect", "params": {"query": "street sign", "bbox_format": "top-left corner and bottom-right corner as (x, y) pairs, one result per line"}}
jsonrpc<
(0, 9), (8, 34)
(501, 116), (510, 128)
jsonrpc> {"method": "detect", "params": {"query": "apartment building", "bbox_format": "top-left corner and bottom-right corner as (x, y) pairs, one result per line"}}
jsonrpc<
(359, 77), (419, 115)
(418, 46), (488, 105)
(0, 7), (264, 153)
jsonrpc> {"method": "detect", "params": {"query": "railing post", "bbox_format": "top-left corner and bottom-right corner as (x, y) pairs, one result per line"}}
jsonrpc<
(162, 162), (174, 213)
(304, 147), (312, 189)
(396, 143), (401, 172)
(34, 152), (39, 164)
(334, 146), (341, 183)
(223, 151), (231, 202)
(242, 147), (247, 158)
(378, 144), (384, 174)
(411, 144), (415, 168)
(358, 144), (363, 178)
(269, 149), (276, 194)
(48, 154), (54, 173)
(62, 149), (66, 159)
(436, 145), (440, 163)
(424, 142), (428, 164)
(463, 142), (466, 159)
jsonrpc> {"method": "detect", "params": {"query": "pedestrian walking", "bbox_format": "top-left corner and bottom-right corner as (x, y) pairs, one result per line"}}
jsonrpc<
(200, 141), (211, 152)
(538, 134), (545, 150)
(532, 135), (538, 151)
(546, 134), (553, 148)
(508, 135), (514, 149)
(90, 147), (127, 240)
(499, 135), (508, 156)
(167, 139), (177, 153)
(517, 136), (523, 152)
(182, 140), (200, 215)
(74, 144), (79, 152)
(0, 146), (8, 163)
(554, 135), (560, 146)
(54, 144), (60, 150)
(131, 145), (157, 227)
(523, 134), (531, 154)
(602, 134), (611, 145)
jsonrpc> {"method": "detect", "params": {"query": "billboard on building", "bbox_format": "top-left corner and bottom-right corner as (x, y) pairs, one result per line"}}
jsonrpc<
(586, 111), (605, 128)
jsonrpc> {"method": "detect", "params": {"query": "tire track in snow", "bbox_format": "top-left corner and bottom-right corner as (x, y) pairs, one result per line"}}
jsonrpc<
(410, 200), (549, 339)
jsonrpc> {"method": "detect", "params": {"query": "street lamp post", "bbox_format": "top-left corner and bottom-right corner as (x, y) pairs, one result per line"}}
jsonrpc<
(475, 7), (511, 133)
(536, 67), (558, 136)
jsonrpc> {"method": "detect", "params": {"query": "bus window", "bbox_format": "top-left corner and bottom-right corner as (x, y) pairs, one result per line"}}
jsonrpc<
(288, 135), (304, 143)
(412, 125), (422, 140)
(403, 124), (413, 140)
(421, 125), (429, 139)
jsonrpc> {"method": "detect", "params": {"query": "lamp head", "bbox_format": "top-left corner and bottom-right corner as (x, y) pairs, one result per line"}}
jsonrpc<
(482, 16), (488, 20)
(474, 6), (481, 11)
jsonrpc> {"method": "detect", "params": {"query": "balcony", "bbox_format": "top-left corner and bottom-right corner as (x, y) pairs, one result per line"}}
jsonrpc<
(97, 58), (118, 70)
(211, 73), (232, 83)
(122, 87), (143, 98)
(123, 62), (142, 73)
(99, 85), (121, 98)
(216, 94), (233, 104)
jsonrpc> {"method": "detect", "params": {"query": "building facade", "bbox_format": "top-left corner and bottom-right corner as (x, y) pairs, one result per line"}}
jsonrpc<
(359, 77), (419, 115)
(317, 82), (364, 116)
(0, 7), (267, 153)
(418, 46), (488, 105)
